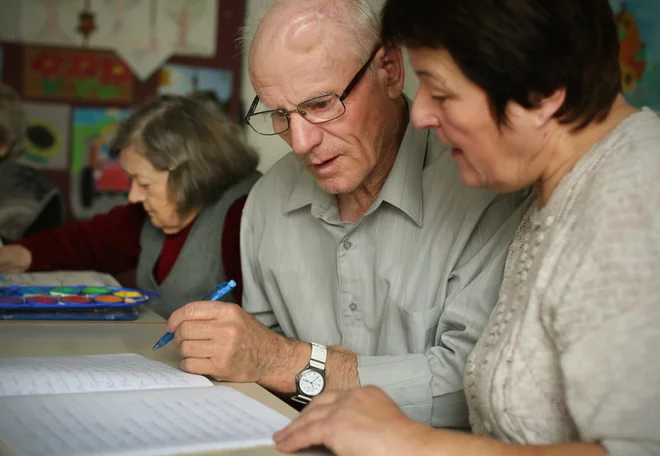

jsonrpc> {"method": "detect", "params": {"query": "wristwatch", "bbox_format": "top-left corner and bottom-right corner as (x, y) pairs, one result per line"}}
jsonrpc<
(291, 342), (327, 404)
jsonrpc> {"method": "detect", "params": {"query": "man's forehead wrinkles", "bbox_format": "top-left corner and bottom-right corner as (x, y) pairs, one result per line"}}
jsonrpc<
(255, 62), (352, 111)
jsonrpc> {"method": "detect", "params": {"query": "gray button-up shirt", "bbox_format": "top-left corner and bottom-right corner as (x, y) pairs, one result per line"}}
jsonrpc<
(241, 116), (533, 427)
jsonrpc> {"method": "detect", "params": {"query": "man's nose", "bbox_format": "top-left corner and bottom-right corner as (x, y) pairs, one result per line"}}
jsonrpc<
(287, 115), (324, 156)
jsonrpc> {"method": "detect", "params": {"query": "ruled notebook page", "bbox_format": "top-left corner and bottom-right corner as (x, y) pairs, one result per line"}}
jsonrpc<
(0, 386), (291, 456)
(0, 353), (212, 397)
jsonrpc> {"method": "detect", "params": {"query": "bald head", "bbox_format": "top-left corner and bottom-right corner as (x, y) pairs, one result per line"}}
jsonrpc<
(247, 0), (379, 75)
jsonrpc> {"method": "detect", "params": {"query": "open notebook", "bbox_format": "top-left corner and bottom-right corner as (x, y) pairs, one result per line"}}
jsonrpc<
(0, 353), (291, 456)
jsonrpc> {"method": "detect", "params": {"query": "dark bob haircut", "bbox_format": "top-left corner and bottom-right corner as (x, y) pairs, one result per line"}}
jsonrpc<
(381, 0), (622, 131)
(110, 95), (259, 217)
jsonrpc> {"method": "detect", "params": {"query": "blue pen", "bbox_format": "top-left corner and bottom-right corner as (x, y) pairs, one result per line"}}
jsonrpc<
(152, 279), (236, 351)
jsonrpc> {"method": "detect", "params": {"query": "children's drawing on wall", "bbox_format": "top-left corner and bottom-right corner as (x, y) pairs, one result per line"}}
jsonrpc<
(96, 0), (173, 80)
(24, 47), (133, 102)
(12, 0), (217, 80)
(18, 103), (71, 171)
(165, 0), (218, 57)
(19, 0), (81, 46)
(88, 0), (217, 79)
(70, 108), (131, 218)
(158, 65), (232, 113)
(610, 0), (660, 110)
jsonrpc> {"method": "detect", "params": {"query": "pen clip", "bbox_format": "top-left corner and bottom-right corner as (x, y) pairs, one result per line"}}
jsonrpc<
(202, 281), (231, 301)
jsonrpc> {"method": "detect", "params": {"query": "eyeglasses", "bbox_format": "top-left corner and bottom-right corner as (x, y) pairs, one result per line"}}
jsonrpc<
(245, 45), (381, 136)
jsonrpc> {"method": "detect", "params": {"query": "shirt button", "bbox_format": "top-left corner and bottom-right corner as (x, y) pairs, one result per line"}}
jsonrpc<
(349, 302), (358, 311)
(343, 241), (352, 250)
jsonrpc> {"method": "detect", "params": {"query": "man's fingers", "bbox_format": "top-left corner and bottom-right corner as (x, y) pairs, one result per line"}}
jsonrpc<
(168, 301), (234, 332)
(174, 320), (218, 344)
(178, 340), (220, 359)
(180, 357), (217, 377)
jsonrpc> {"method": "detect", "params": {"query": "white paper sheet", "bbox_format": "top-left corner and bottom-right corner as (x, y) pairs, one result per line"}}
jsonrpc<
(0, 353), (211, 397)
(0, 386), (291, 456)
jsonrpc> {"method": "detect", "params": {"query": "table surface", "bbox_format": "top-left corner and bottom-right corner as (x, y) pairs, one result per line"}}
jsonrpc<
(0, 273), (326, 456)
(0, 270), (166, 324)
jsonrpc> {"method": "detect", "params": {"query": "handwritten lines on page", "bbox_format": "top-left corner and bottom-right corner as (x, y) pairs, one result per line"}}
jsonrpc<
(0, 386), (292, 456)
(0, 353), (211, 397)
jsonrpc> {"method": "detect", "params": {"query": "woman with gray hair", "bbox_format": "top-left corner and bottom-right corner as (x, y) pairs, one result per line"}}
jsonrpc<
(0, 83), (63, 242)
(0, 95), (261, 318)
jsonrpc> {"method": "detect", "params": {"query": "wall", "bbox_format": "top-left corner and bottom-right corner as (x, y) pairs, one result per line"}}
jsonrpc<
(0, 0), (246, 221)
(240, 0), (419, 174)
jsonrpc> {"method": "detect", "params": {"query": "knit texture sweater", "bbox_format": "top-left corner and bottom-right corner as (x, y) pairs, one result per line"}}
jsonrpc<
(466, 108), (660, 456)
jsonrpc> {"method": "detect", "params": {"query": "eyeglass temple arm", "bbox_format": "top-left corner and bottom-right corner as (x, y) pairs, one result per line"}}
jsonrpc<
(339, 45), (382, 101)
(245, 95), (260, 122)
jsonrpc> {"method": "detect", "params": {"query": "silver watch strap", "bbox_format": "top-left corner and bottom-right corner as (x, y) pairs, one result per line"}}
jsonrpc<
(310, 342), (327, 371)
(291, 394), (312, 405)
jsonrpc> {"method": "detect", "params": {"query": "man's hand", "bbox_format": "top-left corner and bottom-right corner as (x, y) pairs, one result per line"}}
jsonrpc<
(0, 245), (31, 273)
(274, 386), (434, 455)
(168, 301), (306, 390)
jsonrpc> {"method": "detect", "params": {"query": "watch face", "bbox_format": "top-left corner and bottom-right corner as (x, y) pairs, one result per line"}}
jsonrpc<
(298, 369), (325, 396)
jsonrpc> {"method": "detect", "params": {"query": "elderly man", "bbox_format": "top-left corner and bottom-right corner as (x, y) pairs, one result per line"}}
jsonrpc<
(168, 0), (531, 427)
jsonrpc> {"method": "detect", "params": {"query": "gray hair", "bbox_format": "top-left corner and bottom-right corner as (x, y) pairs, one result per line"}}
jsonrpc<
(0, 84), (26, 160)
(240, 0), (380, 62)
(110, 95), (259, 217)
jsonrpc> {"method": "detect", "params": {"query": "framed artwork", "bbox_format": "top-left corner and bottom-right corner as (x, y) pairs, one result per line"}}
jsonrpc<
(24, 47), (133, 102)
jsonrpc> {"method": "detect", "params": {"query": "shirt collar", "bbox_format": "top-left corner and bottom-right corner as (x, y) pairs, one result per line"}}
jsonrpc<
(285, 96), (429, 227)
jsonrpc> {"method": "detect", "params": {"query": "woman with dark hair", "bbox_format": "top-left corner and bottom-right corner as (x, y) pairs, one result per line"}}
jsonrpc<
(0, 95), (261, 318)
(273, 1), (660, 455)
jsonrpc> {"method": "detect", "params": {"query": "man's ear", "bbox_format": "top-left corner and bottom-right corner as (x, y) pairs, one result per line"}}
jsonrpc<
(532, 88), (566, 127)
(0, 143), (9, 158)
(377, 45), (405, 100)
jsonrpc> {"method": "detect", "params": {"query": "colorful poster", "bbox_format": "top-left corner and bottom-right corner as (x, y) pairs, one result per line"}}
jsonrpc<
(24, 47), (133, 102)
(158, 64), (232, 107)
(70, 107), (132, 218)
(18, 102), (71, 170)
(71, 107), (131, 190)
(610, 0), (660, 110)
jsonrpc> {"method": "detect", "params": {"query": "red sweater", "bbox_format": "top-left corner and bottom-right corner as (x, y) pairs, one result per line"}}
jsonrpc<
(17, 197), (247, 305)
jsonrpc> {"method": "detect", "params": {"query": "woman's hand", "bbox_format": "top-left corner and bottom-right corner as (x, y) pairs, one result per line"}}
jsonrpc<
(0, 245), (32, 273)
(274, 386), (435, 456)
(274, 385), (608, 456)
